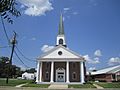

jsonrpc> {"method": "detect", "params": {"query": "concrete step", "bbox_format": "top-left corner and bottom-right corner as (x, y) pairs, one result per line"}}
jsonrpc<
(48, 84), (68, 89)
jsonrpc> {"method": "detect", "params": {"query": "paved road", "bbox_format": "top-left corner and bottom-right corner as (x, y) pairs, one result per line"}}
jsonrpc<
(0, 87), (120, 90)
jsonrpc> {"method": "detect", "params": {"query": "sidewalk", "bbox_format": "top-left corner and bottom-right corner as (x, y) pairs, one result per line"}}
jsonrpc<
(15, 83), (28, 87)
(93, 83), (104, 89)
(48, 84), (68, 89)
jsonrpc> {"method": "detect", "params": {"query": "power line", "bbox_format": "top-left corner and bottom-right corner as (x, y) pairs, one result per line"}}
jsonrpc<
(15, 46), (36, 62)
(0, 45), (10, 48)
(14, 50), (30, 68)
(1, 15), (35, 68)
(1, 15), (10, 44)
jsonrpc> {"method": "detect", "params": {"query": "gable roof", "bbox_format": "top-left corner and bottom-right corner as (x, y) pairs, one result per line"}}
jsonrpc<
(38, 45), (84, 60)
(91, 65), (120, 75)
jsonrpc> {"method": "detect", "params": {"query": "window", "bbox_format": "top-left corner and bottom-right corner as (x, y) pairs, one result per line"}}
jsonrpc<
(112, 74), (116, 79)
(59, 39), (63, 44)
(46, 62), (49, 68)
(58, 51), (62, 55)
(72, 62), (76, 68)
(72, 72), (77, 80)
(45, 72), (49, 79)
(31, 75), (34, 78)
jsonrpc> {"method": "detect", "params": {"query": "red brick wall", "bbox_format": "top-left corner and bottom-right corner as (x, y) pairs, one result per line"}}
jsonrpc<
(94, 74), (113, 82)
(42, 62), (51, 82)
(69, 62), (80, 82)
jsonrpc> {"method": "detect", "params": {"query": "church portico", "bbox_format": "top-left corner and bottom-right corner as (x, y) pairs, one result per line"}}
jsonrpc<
(37, 60), (85, 84)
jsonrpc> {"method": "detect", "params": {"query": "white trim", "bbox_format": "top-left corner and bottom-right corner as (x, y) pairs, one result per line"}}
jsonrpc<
(66, 61), (69, 83)
(80, 62), (85, 83)
(50, 61), (54, 82)
(36, 61), (40, 82)
(39, 59), (84, 62)
(39, 62), (42, 82)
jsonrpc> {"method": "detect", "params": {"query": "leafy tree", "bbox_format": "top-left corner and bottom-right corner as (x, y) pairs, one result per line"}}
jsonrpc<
(0, 56), (22, 78)
(25, 68), (36, 73)
(0, 56), (10, 78)
(0, 0), (21, 24)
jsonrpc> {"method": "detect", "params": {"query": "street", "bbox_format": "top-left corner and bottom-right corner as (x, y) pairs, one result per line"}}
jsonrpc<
(0, 87), (120, 90)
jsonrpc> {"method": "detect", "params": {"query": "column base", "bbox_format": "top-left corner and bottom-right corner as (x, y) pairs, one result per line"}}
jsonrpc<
(66, 81), (70, 83)
(50, 81), (54, 83)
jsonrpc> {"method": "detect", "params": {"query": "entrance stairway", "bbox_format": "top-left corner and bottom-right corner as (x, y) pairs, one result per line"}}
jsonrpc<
(48, 83), (68, 89)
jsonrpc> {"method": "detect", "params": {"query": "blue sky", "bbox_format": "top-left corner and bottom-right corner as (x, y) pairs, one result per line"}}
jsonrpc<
(0, 0), (120, 71)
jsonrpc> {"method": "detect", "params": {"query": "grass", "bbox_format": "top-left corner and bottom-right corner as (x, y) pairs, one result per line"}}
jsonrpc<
(95, 82), (120, 88)
(0, 78), (49, 88)
(23, 83), (50, 88)
(68, 83), (96, 88)
(0, 78), (32, 86)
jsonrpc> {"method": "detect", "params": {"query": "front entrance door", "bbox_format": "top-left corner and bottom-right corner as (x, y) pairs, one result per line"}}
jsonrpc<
(56, 68), (65, 82)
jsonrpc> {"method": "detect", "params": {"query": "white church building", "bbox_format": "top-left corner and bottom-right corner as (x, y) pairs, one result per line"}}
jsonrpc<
(36, 15), (86, 84)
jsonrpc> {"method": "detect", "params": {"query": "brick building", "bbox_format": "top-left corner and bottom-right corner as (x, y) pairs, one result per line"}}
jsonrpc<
(90, 65), (120, 82)
(36, 14), (86, 84)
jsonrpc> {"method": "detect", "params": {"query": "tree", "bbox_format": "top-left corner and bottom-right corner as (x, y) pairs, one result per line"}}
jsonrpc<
(0, 56), (22, 78)
(25, 68), (36, 73)
(0, 56), (10, 78)
(0, 0), (21, 24)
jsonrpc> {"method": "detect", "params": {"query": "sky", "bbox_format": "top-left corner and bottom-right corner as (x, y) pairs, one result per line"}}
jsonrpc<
(0, 0), (120, 71)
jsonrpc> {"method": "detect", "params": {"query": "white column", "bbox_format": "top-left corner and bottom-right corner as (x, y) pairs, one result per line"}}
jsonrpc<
(39, 62), (42, 82)
(50, 61), (54, 82)
(66, 61), (70, 83)
(36, 61), (40, 82)
(80, 62), (85, 83)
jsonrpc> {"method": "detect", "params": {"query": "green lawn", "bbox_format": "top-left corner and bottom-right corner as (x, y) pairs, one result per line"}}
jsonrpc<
(0, 78), (32, 86)
(23, 83), (50, 88)
(68, 83), (96, 88)
(95, 82), (120, 88)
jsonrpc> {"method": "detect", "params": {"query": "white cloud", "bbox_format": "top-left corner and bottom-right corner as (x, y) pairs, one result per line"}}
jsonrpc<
(94, 50), (102, 57)
(89, 67), (96, 71)
(63, 7), (70, 14)
(63, 8), (70, 11)
(93, 57), (100, 63)
(108, 57), (120, 65)
(41, 44), (54, 52)
(84, 55), (90, 61)
(72, 12), (79, 15)
(18, 0), (53, 16)
(83, 55), (100, 64)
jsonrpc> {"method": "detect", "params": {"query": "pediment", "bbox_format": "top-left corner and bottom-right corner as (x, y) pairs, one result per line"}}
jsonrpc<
(38, 45), (84, 60)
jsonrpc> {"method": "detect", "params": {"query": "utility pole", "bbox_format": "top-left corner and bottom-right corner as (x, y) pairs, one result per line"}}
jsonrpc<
(6, 32), (17, 84)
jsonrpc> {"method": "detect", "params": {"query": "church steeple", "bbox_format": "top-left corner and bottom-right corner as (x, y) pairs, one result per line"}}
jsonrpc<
(56, 14), (67, 47)
(58, 14), (64, 35)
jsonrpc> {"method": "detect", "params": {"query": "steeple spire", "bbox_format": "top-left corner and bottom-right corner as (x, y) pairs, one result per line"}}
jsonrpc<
(56, 14), (67, 47)
(58, 14), (64, 35)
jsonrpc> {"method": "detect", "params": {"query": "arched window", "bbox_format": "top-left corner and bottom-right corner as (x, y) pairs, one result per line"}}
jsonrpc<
(72, 72), (77, 80)
(45, 71), (49, 79)
(59, 39), (63, 44)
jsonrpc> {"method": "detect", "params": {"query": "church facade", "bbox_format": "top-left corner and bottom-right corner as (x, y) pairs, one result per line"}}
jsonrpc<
(36, 15), (86, 84)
